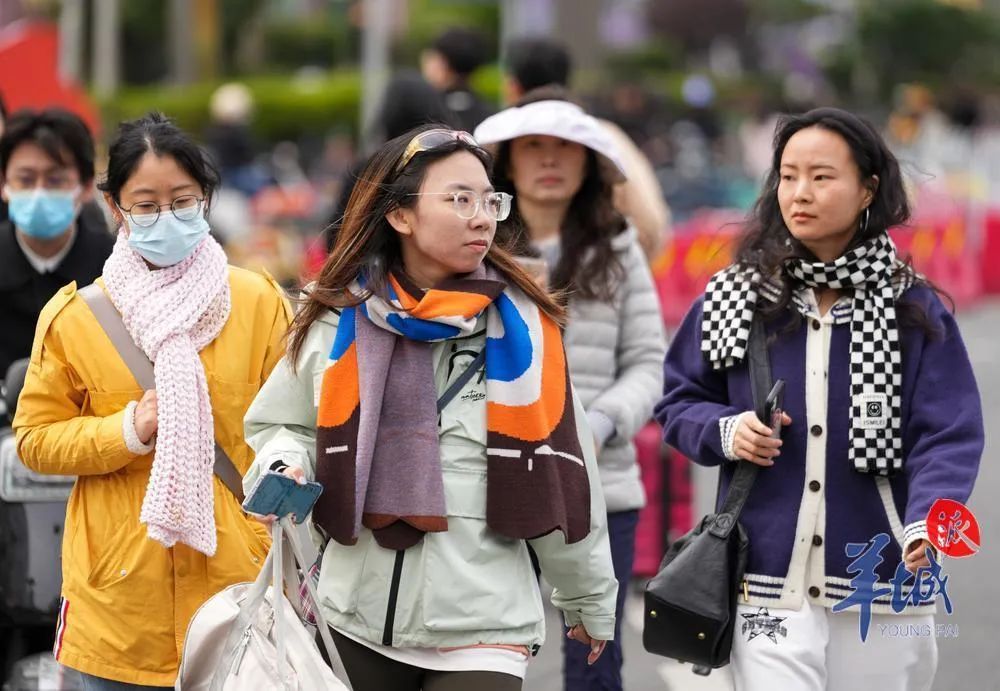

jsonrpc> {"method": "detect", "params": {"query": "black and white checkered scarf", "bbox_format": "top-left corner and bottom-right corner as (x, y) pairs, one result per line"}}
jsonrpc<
(702, 232), (913, 475)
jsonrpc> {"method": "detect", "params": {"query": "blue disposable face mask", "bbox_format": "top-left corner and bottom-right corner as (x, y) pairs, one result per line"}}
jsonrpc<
(5, 187), (79, 239)
(125, 212), (211, 267)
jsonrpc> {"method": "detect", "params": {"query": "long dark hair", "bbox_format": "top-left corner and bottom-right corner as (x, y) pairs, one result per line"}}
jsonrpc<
(493, 88), (627, 303)
(288, 124), (565, 365)
(736, 107), (943, 331)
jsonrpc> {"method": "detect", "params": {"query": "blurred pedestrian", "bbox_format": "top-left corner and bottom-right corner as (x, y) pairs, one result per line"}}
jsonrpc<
(503, 38), (671, 260)
(0, 108), (112, 375)
(476, 94), (666, 691)
(203, 82), (268, 197)
(244, 125), (618, 691)
(13, 112), (292, 690)
(655, 107), (983, 691)
(422, 27), (495, 132)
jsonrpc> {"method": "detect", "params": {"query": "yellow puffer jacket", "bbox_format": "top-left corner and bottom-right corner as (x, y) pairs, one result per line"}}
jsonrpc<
(13, 266), (292, 687)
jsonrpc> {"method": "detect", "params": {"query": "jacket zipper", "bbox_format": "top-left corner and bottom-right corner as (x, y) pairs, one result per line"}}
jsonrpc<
(382, 550), (405, 646)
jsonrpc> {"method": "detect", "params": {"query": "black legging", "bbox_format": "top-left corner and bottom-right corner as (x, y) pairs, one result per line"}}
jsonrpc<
(323, 627), (523, 691)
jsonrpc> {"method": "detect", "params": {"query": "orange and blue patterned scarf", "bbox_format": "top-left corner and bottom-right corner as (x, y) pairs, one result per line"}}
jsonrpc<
(313, 265), (590, 550)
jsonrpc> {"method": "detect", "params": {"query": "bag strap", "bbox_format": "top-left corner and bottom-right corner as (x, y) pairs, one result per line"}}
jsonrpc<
(436, 348), (486, 413)
(281, 518), (349, 684)
(710, 318), (771, 539)
(78, 283), (246, 502)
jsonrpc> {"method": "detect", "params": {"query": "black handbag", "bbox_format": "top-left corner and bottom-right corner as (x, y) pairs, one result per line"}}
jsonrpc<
(642, 318), (772, 668)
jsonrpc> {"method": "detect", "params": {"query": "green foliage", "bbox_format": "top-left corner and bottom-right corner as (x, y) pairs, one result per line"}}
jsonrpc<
(825, 0), (1000, 99)
(605, 42), (684, 80)
(393, 0), (500, 65)
(98, 72), (362, 143)
(260, 16), (356, 70)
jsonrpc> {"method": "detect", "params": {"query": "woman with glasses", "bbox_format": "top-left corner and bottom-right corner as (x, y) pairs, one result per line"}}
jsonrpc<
(475, 91), (666, 691)
(13, 112), (292, 690)
(243, 124), (618, 691)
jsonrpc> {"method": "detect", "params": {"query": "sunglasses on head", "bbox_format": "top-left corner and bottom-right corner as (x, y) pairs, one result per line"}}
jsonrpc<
(395, 129), (480, 174)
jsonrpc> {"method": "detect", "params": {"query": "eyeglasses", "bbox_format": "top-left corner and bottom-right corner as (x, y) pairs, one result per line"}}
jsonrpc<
(408, 190), (513, 221)
(119, 195), (205, 227)
(396, 129), (480, 174)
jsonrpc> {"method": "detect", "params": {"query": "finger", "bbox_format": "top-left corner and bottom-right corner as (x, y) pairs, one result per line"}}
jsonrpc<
(736, 437), (781, 460)
(744, 416), (773, 437)
(286, 467), (307, 485)
(737, 429), (782, 449)
(781, 411), (793, 425)
(737, 448), (774, 467)
(588, 640), (607, 665)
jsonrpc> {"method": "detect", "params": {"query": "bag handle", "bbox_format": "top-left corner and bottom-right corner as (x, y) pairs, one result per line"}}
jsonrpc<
(710, 318), (771, 539)
(281, 518), (348, 683)
(208, 519), (347, 691)
(78, 283), (246, 502)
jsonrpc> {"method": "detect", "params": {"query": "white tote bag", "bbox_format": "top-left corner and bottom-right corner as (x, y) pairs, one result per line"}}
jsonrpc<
(176, 518), (351, 691)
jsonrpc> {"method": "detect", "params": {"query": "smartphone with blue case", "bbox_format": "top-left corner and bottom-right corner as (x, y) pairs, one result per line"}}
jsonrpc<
(242, 471), (323, 524)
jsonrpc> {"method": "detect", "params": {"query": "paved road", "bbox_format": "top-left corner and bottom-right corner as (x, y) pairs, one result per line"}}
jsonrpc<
(525, 299), (1000, 691)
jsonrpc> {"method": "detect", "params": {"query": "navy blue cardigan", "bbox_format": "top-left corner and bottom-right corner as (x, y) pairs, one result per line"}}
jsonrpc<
(655, 284), (983, 613)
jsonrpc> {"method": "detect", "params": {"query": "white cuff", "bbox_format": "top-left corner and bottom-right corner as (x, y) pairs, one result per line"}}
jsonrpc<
(122, 401), (156, 455)
(902, 520), (932, 558)
(719, 411), (751, 461)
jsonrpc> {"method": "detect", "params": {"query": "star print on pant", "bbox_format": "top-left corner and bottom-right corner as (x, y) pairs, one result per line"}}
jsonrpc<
(741, 607), (789, 644)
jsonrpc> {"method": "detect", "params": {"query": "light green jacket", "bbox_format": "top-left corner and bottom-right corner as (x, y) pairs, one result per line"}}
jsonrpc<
(243, 308), (618, 650)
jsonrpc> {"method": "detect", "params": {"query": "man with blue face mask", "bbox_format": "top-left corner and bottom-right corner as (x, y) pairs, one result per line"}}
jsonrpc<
(0, 109), (113, 375)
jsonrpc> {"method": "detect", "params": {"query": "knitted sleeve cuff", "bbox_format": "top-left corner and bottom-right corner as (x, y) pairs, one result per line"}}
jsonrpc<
(719, 412), (750, 462)
(122, 401), (156, 456)
(902, 520), (932, 558)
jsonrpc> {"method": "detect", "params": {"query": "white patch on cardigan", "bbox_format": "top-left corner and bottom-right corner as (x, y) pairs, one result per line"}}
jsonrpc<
(856, 393), (888, 429)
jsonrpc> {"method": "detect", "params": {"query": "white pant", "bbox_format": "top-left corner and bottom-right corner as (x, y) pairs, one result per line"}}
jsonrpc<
(731, 600), (937, 691)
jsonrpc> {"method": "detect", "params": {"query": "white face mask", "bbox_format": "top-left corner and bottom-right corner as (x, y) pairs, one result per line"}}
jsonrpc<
(125, 212), (211, 267)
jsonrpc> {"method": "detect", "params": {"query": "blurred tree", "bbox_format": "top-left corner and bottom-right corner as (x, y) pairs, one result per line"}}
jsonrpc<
(394, 0), (499, 65)
(827, 0), (1000, 100)
(121, 0), (168, 84)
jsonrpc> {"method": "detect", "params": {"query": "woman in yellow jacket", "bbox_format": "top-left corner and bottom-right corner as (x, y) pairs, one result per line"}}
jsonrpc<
(13, 113), (291, 690)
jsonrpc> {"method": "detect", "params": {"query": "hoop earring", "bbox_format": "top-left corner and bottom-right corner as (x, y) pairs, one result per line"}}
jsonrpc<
(860, 207), (870, 233)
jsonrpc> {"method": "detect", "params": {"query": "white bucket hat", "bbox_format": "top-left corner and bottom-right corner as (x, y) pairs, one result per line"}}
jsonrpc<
(473, 100), (627, 183)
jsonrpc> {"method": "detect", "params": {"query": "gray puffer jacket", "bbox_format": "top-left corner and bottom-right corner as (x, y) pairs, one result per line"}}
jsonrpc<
(555, 227), (667, 513)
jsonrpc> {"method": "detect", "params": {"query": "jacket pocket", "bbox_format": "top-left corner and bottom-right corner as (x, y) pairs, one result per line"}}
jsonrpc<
(211, 504), (271, 586)
(318, 531), (372, 616)
(207, 375), (260, 466)
(86, 514), (151, 591)
(422, 469), (543, 632)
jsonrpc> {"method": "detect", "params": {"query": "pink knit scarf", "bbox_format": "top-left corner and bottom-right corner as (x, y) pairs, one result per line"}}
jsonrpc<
(103, 231), (231, 555)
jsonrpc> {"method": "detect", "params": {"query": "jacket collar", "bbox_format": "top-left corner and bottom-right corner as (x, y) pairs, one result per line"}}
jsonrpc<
(0, 209), (111, 290)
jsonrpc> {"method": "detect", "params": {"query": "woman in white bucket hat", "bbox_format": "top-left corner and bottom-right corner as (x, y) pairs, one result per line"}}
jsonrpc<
(476, 90), (667, 691)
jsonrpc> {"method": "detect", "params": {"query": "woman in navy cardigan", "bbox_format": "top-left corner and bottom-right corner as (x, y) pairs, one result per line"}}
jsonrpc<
(655, 107), (983, 691)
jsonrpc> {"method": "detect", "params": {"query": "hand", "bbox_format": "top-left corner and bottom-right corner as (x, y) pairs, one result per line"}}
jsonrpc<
(250, 465), (307, 525)
(904, 539), (936, 574)
(133, 389), (158, 444)
(733, 411), (793, 467)
(566, 625), (607, 665)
